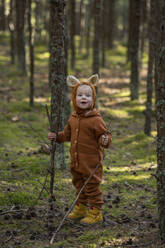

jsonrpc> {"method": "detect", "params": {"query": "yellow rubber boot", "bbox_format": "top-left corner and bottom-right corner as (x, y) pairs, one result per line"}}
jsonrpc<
(67, 203), (88, 220)
(80, 206), (103, 224)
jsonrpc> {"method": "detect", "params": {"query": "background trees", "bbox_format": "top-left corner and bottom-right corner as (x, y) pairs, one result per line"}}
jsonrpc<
(1, 0), (165, 243)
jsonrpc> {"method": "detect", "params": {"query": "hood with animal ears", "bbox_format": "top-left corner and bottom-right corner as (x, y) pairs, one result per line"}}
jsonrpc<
(67, 74), (99, 113)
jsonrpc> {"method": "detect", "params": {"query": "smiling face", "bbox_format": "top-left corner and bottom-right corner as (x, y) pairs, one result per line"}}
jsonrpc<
(76, 84), (93, 110)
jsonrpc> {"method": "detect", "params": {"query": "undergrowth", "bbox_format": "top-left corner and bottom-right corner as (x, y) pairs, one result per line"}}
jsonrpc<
(0, 33), (161, 248)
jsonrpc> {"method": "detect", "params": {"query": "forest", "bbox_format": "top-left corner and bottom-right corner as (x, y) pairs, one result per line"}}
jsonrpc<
(0, 0), (165, 247)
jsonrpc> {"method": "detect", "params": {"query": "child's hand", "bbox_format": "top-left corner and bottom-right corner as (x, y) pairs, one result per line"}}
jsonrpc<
(48, 132), (56, 141)
(101, 134), (109, 146)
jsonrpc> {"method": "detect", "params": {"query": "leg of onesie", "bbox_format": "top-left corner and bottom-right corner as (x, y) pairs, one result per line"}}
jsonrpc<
(71, 169), (88, 205)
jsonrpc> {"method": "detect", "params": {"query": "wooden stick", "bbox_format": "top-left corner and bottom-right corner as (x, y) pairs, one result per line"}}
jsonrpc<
(50, 163), (100, 244)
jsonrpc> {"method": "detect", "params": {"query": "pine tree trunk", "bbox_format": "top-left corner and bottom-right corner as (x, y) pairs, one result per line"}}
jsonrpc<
(27, 0), (34, 107)
(144, 0), (155, 136)
(0, 0), (6, 31)
(127, 0), (132, 62)
(154, 0), (161, 103)
(85, 0), (92, 57)
(156, 0), (165, 241)
(101, 0), (106, 67)
(34, 0), (41, 42)
(69, 0), (76, 70)
(139, 0), (147, 68)
(64, 4), (71, 125)
(92, 0), (101, 74)
(8, 0), (15, 64)
(107, 0), (116, 49)
(78, 0), (84, 54)
(15, 0), (26, 75)
(49, 0), (66, 171)
(130, 0), (141, 100)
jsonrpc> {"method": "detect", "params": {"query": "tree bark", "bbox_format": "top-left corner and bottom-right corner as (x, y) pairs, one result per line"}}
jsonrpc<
(0, 0), (6, 31)
(107, 0), (116, 49)
(101, 0), (106, 67)
(92, 0), (101, 75)
(127, 0), (132, 62)
(15, 0), (26, 75)
(34, 0), (41, 41)
(64, 5), (71, 124)
(85, 0), (93, 57)
(27, 0), (34, 107)
(144, 0), (155, 136)
(78, 0), (84, 53)
(69, 0), (76, 70)
(49, 0), (66, 174)
(156, 0), (165, 241)
(8, 0), (15, 64)
(130, 0), (141, 100)
(139, 0), (147, 68)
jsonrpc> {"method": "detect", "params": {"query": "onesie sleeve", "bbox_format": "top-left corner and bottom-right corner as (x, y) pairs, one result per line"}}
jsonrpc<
(56, 121), (71, 143)
(94, 117), (112, 148)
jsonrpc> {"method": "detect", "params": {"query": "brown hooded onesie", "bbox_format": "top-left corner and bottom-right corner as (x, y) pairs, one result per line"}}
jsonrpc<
(57, 81), (112, 209)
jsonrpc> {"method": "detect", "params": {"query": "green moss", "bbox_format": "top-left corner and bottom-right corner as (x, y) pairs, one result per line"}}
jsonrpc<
(0, 37), (157, 247)
(0, 191), (34, 206)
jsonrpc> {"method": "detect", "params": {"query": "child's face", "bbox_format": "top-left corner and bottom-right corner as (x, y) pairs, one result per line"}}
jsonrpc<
(76, 85), (93, 110)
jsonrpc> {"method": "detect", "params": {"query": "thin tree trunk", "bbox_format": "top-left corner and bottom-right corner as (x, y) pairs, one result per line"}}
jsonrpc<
(156, 0), (165, 241)
(107, 0), (116, 49)
(85, 0), (92, 57)
(0, 0), (6, 31)
(69, 0), (76, 70)
(15, 0), (26, 75)
(127, 0), (132, 62)
(101, 0), (106, 67)
(34, 0), (41, 42)
(49, 0), (66, 176)
(64, 5), (71, 124)
(144, 0), (155, 136)
(27, 0), (34, 107)
(139, 0), (147, 68)
(130, 0), (141, 100)
(92, 0), (101, 75)
(78, 0), (84, 53)
(8, 0), (15, 64)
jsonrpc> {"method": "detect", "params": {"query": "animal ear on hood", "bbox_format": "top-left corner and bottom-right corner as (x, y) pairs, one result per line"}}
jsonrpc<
(67, 75), (80, 88)
(87, 74), (99, 86)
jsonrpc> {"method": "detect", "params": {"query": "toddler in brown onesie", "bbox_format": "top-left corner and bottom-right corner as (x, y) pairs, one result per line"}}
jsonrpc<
(48, 74), (112, 224)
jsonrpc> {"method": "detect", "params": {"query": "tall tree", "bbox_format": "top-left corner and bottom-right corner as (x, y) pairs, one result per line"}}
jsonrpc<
(101, 0), (106, 67)
(156, 0), (165, 241)
(144, 0), (155, 135)
(49, 0), (66, 175)
(129, 0), (141, 100)
(15, 0), (26, 75)
(92, 0), (101, 74)
(8, 0), (15, 64)
(69, 0), (76, 70)
(139, 0), (147, 66)
(0, 0), (6, 31)
(127, 0), (133, 62)
(78, 0), (84, 53)
(34, 0), (41, 41)
(85, 0), (93, 57)
(27, 0), (34, 107)
(107, 0), (116, 49)
(64, 2), (71, 125)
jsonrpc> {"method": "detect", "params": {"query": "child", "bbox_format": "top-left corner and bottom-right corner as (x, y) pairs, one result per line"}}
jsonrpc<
(48, 74), (112, 224)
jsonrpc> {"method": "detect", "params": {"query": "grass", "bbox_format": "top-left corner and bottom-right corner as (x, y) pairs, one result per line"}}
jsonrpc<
(0, 33), (162, 248)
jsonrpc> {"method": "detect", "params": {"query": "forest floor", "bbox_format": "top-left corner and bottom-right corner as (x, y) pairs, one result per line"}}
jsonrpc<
(0, 33), (164, 248)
